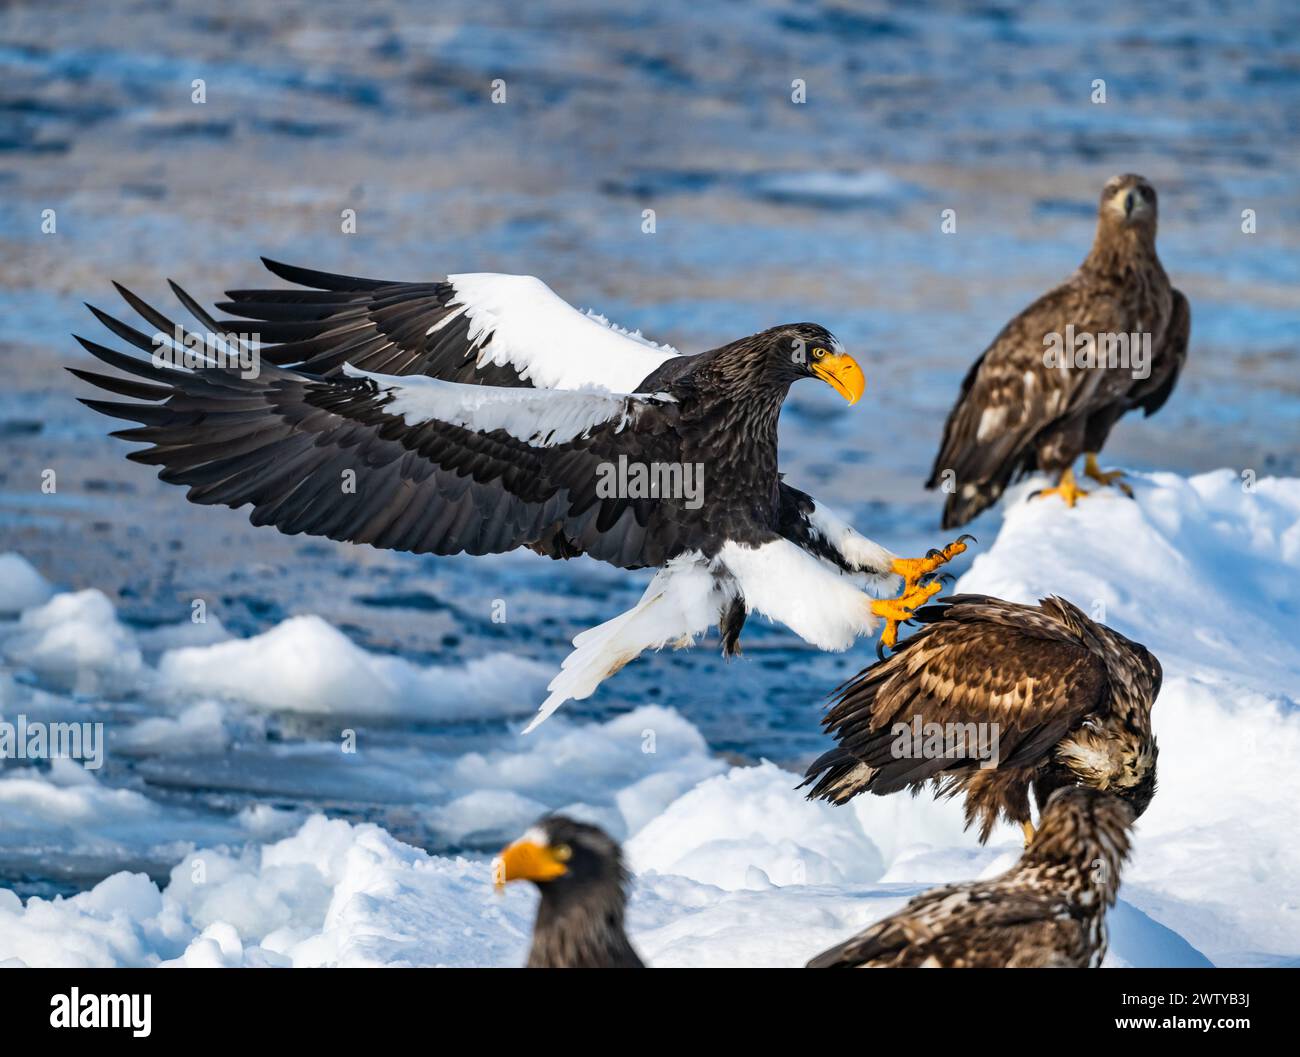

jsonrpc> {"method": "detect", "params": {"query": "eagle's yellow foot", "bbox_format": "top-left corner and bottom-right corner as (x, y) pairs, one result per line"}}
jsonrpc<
(1032, 466), (1089, 508)
(1022, 821), (1036, 846)
(1083, 453), (1134, 497)
(871, 580), (943, 656)
(889, 534), (973, 593)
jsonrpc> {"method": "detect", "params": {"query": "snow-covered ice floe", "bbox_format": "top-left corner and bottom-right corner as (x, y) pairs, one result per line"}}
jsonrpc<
(0, 469), (1297, 967)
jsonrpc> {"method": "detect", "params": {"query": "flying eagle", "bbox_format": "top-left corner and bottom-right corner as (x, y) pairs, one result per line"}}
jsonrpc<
(806, 786), (1133, 968)
(803, 593), (1160, 842)
(495, 816), (644, 968)
(928, 174), (1190, 528)
(72, 261), (969, 729)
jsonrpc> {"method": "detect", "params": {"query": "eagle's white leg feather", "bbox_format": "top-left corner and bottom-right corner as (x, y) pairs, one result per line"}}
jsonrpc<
(804, 501), (898, 583)
(523, 553), (731, 733)
(719, 538), (879, 651)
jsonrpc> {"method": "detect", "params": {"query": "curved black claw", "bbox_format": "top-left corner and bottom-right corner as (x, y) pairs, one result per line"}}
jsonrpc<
(876, 639), (887, 661)
(937, 572), (955, 585)
(925, 548), (944, 560)
(956, 534), (977, 545)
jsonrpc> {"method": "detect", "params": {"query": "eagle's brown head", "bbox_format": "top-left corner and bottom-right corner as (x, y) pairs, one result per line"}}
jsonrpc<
(1099, 173), (1159, 232)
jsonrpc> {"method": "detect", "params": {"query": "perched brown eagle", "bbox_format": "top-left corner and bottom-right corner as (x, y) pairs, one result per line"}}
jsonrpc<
(72, 260), (969, 730)
(927, 174), (1190, 529)
(495, 816), (644, 969)
(806, 786), (1133, 968)
(803, 594), (1160, 842)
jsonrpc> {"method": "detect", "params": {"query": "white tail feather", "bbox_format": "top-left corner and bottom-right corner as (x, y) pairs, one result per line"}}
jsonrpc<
(521, 556), (727, 733)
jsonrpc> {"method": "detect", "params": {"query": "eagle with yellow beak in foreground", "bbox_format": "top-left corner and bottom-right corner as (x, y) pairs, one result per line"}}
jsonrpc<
(495, 816), (643, 969)
(74, 259), (969, 729)
(808, 787), (1134, 968)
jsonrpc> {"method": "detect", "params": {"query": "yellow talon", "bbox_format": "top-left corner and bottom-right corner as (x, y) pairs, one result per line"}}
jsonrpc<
(1083, 452), (1134, 496)
(1033, 466), (1089, 508)
(889, 536), (970, 592)
(873, 535), (972, 655)
(871, 580), (943, 651)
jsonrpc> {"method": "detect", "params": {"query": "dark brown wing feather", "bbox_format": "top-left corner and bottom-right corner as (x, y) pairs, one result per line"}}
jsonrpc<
(1133, 287), (1189, 417)
(805, 594), (1107, 805)
(216, 258), (534, 387)
(927, 274), (1147, 528)
(807, 885), (1080, 968)
(71, 299), (693, 570)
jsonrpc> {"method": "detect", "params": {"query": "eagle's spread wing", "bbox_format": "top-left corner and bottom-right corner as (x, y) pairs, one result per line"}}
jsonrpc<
(71, 287), (693, 569)
(807, 884), (1078, 969)
(804, 594), (1107, 802)
(217, 259), (683, 392)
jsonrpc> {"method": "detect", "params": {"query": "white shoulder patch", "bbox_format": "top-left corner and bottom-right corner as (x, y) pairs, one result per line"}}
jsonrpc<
(444, 273), (681, 392)
(344, 366), (670, 448)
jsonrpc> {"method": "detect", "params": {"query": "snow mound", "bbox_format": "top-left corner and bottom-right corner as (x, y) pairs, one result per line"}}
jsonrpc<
(0, 553), (54, 616)
(628, 761), (885, 888)
(3, 590), (142, 694)
(156, 614), (550, 720)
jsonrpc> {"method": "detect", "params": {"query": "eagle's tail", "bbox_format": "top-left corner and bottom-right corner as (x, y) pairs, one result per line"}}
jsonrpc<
(800, 745), (878, 804)
(521, 559), (729, 733)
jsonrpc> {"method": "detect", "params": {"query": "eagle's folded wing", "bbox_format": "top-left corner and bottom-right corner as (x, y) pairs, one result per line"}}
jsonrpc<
(70, 287), (687, 570)
(214, 258), (683, 392)
(927, 279), (1137, 494)
(809, 594), (1108, 795)
(1133, 287), (1189, 417)
(807, 885), (1066, 968)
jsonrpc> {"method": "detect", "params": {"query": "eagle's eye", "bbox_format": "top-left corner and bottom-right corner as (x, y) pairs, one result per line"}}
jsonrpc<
(812, 346), (828, 360)
(552, 843), (573, 862)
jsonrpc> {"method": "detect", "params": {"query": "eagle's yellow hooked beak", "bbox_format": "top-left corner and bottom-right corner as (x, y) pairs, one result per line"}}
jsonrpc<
(812, 352), (866, 406)
(492, 838), (570, 889)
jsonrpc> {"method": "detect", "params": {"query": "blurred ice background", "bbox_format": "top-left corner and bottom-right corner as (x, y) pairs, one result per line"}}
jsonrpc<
(0, 0), (1297, 965)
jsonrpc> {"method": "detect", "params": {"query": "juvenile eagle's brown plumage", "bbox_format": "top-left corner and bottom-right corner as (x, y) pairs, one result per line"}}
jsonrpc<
(807, 786), (1133, 968)
(803, 593), (1160, 840)
(928, 174), (1190, 528)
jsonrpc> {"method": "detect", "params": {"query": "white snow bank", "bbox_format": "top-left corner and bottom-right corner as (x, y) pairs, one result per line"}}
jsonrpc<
(159, 615), (552, 720)
(2, 590), (143, 694)
(0, 584), (552, 721)
(0, 553), (54, 616)
(628, 761), (886, 887)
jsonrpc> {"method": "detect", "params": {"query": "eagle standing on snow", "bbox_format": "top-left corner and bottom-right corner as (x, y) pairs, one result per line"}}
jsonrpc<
(803, 594), (1160, 843)
(807, 786), (1133, 968)
(928, 174), (1190, 528)
(73, 260), (968, 729)
(495, 816), (643, 968)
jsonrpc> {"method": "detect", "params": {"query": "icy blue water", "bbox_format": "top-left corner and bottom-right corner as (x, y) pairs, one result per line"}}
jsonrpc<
(0, 0), (1297, 897)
